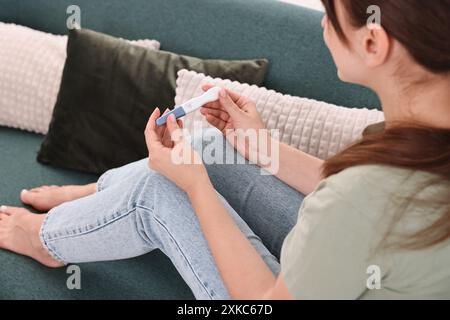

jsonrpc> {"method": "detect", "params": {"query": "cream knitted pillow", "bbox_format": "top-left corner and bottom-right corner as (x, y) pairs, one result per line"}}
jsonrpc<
(175, 69), (384, 160)
(0, 23), (160, 134)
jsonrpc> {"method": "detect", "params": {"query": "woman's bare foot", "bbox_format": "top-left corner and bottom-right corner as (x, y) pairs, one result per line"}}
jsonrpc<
(21, 183), (97, 212)
(0, 206), (64, 268)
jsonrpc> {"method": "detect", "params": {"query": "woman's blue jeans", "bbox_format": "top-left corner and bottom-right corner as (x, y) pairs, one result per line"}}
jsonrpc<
(39, 128), (305, 299)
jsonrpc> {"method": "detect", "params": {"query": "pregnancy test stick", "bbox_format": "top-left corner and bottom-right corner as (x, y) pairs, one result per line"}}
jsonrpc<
(156, 87), (221, 126)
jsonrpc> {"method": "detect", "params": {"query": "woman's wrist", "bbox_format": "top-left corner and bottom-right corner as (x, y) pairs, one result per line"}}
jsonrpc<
(186, 175), (214, 200)
(255, 133), (277, 169)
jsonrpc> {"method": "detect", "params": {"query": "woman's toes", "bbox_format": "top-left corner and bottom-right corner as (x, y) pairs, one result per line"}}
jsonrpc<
(20, 186), (67, 212)
(0, 206), (10, 215)
(0, 205), (29, 215)
(0, 208), (62, 268)
(20, 190), (34, 205)
(19, 184), (95, 212)
(20, 190), (50, 211)
(0, 206), (12, 215)
(30, 187), (46, 192)
(29, 186), (55, 192)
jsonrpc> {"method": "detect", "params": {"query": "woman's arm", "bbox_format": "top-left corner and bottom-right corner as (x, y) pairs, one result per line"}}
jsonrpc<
(264, 137), (325, 195)
(188, 181), (293, 300)
(200, 85), (324, 196)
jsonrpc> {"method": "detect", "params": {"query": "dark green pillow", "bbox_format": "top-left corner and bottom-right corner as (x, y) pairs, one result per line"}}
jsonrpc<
(37, 28), (268, 174)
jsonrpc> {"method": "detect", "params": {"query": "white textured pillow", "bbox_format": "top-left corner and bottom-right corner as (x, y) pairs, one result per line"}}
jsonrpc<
(0, 23), (160, 134)
(175, 69), (385, 160)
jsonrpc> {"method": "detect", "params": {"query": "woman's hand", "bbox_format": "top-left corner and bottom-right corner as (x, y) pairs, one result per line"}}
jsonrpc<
(200, 84), (270, 164)
(158, 108), (179, 148)
(200, 84), (266, 133)
(144, 108), (211, 194)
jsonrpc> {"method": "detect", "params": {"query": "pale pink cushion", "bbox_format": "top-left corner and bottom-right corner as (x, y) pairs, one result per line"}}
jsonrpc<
(0, 23), (160, 134)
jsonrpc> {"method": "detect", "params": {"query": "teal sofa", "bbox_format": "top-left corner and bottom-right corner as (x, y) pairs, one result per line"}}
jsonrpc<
(0, 0), (380, 299)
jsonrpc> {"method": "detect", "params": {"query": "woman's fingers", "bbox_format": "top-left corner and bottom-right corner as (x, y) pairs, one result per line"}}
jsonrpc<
(200, 106), (229, 122)
(159, 108), (171, 147)
(166, 114), (183, 144)
(221, 88), (243, 104)
(219, 89), (242, 117)
(205, 114), (227, 132)
(145, 108), (164, 147)
(202, 100), (222, 111)
(203, 84), (242, 103)
(146, 107), (160, 132)
(203, 83), (248, 108)
(163, 119), (184, 143)
(161, 128), (173, 148)
(202, 83), (215, 92)
(156, 108), (170, 137)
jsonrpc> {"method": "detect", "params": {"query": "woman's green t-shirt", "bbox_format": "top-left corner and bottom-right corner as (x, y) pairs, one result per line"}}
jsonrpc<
(280, 164), (450, 299)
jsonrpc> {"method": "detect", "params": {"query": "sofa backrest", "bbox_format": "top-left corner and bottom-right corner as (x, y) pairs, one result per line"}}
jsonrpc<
(0, 0), (380, 109)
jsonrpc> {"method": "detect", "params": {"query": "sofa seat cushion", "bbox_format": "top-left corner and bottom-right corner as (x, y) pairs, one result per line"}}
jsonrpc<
(0, 126), (193, 299)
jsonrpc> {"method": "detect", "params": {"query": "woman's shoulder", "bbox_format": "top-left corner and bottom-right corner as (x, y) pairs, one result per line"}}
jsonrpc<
(324, 164), (435, 195)
(313, 164), (443, 220)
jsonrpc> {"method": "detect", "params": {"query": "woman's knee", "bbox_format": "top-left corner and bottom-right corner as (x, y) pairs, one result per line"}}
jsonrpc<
(97, 158), (150, 192)
(137, 171), (190, 210)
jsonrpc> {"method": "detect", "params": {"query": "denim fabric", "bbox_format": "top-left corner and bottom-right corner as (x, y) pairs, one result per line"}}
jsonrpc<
(39, 128), (305, 299)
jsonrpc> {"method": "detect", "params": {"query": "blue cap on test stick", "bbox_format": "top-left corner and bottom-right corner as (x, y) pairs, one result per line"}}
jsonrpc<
(156, 107), (187, 126)
(155, 86), (222, 126)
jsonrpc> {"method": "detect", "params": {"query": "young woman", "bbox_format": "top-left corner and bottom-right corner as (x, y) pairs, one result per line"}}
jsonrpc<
(0, 0), (449, 299)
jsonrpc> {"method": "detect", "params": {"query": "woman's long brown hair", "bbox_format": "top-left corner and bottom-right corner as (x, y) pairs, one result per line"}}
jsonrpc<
(320, 0), (450, 250)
